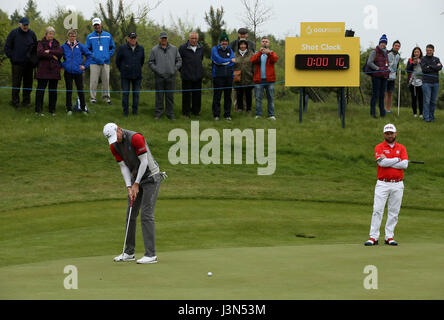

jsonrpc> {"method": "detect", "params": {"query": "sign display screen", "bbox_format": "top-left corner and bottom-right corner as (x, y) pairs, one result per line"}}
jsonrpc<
(295, 54), (350, 70)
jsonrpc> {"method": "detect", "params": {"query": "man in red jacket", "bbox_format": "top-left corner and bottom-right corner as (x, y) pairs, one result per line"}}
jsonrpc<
(250, 36), (278, 120)
(365, 124), (408, 247)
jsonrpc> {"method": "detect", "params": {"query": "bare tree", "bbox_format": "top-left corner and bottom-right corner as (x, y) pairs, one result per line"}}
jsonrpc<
(135, 0), (163, 24)
(240, 0), (273, 43)
(169, 11), (196, 41)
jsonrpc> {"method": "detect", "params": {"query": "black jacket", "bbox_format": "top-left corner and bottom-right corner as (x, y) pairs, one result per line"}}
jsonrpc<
(420, 55), (442, 84)
(178, 41), (204, 81)
(116, 43), (145, 79)
(4, 27), (37, 65)
(230, 38), (256, 53)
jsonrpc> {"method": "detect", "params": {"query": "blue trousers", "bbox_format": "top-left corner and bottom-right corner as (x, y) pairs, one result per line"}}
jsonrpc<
(370, 76), (387, 117)
(422, 82), (439, 122)
(121, 77), (141, 116)
(255, 80), (275, 117)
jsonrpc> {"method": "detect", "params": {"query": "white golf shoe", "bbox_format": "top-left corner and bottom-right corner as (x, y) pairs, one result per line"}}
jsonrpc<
(136, 256), (158, 264)
(113, 253), (135, 262)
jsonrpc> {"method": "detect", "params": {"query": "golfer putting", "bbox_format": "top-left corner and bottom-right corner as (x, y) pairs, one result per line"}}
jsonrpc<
(103, 123), (167, 264)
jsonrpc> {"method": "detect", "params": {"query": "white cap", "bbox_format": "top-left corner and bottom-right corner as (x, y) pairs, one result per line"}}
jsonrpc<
(103, 123), (118, 144)
(383, 124), (397, 133)
(92, 18), (102, 26)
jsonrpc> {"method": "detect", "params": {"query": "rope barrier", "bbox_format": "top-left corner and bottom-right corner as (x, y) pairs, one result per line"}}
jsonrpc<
(0, 81), (286, 93)
(0, 69), (440, 93)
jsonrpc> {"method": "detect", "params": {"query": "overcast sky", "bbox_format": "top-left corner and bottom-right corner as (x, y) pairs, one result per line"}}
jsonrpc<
(2, 0), (443, 58)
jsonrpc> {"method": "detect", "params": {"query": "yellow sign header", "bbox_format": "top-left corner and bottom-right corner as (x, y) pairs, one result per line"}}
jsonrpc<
(300, 22), (345, 37)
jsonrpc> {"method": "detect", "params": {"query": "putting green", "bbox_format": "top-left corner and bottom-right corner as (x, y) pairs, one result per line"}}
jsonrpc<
(1, 243), (443, 300)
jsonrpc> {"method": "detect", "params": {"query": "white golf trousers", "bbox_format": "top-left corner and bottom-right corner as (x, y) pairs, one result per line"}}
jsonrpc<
(369, 180), (404, 240)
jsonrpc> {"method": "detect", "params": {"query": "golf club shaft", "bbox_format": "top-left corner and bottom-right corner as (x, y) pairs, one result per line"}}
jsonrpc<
(409, 161), (425, 164)
(122, 199), (134, 256)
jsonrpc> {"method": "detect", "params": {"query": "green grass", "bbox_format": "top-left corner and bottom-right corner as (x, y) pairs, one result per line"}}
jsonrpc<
(0, 86), (443, 299)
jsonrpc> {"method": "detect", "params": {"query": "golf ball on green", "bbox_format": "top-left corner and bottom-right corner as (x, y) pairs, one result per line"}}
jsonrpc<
(208, 272), (212, 277)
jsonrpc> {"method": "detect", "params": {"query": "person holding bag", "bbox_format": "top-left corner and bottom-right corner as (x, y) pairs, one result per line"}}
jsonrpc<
(233, 39), (254, 114)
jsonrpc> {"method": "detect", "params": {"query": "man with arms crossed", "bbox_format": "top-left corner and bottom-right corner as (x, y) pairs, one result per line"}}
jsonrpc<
(365, 124), (408, 246)
(103, 123), (167, 264)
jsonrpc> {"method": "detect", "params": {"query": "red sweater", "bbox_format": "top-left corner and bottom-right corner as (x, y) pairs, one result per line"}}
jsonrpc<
(250, 51), (278, 84)
(375, 141), (408, 180)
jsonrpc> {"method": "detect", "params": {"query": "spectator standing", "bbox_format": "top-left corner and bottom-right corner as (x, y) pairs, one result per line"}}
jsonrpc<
(35, 26), (63, 116)
(61, 29), (92, 116)
(3, 17), (37, 109)
(367, 34), (390, 118)
(250, 36), (278, 120)
(211, 32), (235, 121)
(233, 39), (255, 114)
(406, 47), (424, 118)
(420, 44), (442, 123)
(86, 18), (116, 105)
(385, 40), (401, 114)
(230, 28), (256, 112)
(116, 32), (145, 117)
(179, 32), (204, 118)
(148, 32), (182, 120)
(230, 28), (256, 52)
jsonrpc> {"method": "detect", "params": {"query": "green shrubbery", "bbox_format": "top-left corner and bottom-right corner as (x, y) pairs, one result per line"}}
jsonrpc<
(0, 1), (442, 107)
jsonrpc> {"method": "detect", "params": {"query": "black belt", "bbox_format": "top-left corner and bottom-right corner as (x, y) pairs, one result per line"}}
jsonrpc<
(379, 178), (403, 183)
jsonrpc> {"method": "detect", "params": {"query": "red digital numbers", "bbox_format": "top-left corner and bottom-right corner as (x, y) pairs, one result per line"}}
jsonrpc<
(336, 57), (345, 67)
(307, 57), (330, 67)
(296, 54), (349, 70)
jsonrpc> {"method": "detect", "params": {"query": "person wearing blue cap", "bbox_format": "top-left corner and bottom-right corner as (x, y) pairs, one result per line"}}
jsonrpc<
(3, 17), (37, 109)
(366, 34), (390, 118)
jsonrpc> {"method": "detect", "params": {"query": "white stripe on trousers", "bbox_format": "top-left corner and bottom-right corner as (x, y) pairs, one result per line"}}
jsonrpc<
(369, 180), (404, 240)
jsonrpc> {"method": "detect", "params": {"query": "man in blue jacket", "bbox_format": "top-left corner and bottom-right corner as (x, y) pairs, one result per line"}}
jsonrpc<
(61, 29), (92, 115)
(3, 17), (37, 109)
(85, 17), (116, 105)
(116, 32), (145, 116)
(211, 32), (235, 121)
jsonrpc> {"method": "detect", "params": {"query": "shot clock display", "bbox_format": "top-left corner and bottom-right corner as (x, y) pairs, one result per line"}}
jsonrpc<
(295, 54), (350, 70)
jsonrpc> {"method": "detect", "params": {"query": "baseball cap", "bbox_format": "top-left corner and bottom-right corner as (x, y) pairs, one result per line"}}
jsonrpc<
(159, 31), (168, 38)
(92, 18), (101, 26)
(383, 124), (397, 133)
(128, 32), (137, 39)
(19, 17), (30, 25)
(103, 123), (118, 145)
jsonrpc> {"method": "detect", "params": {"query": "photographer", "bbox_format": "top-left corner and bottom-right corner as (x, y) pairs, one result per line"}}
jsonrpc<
(250, 36), (278, 120)
(406, 47), (423, 118)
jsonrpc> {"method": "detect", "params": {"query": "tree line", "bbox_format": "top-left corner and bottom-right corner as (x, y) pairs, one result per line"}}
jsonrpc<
(0, 0), (442, 108)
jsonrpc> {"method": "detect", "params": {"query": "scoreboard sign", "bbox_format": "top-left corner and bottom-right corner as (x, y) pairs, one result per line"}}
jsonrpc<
(285, 22), (360, 87)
